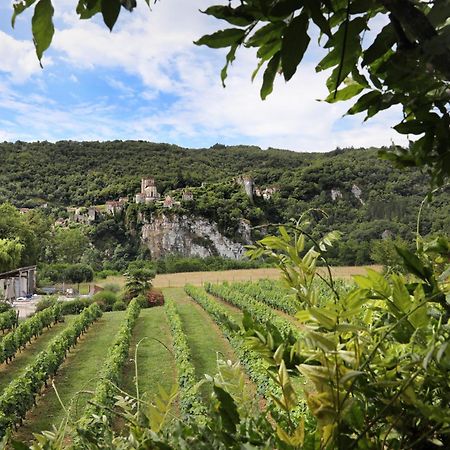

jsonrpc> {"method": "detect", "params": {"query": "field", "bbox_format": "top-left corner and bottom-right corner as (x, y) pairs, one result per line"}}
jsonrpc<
(92, 265), (381, 290)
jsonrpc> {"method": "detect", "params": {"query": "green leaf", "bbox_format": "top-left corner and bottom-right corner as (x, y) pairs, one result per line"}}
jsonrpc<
(270, 0), (302, 19)
(325, 79), (364, 102)
(32, 0), (54, 64)
(394, 120), (429, 135)
(326, 17), (367, 92)
(213, 386), (239, 433)
(195, 28), (245, 49)
(281, 13), (310, 81)
(246, 22), (285, 48)
(353, 275), (373, 290)
(308, 308), (337, 330)
(77, 0), (101, 19)
(366, 268), (391, 297)
(101, 0), (121, 32)
(12, 0), (37, 27)
(349, 0), (378, 14)
(392, 275), (411, 312)
(202, 5), (255, 27)
(395, 246), (432, 282)
(428, 0), (450, 28)
(347, 90), (382, 115)
(119, 0), (136, 12)
(261, 52), (281, 100)
(221, 44), (238, 87)
(362, 23), (396, 66)
(303, 0), (331, 37)
(340, 370), (364, 384)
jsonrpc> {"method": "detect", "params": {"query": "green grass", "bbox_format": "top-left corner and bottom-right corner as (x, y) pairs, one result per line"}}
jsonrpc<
(0, 317), (76, 392)
(120, 307), (176, 401)
(164, 288), (236, 397)
(14, 311), (126, 442)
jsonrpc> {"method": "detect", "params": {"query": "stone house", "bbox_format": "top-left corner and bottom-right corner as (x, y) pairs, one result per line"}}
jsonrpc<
(182, 191), (194, 201)
(136, 178), (161, 204)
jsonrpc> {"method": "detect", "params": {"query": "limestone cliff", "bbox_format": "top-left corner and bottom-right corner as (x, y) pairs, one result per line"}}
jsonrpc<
(140, 214), (252, 259)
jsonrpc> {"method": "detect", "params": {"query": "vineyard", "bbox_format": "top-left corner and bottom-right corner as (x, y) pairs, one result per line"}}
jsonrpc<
(0, 278), (313, 444)
(0, 242), (448, 449)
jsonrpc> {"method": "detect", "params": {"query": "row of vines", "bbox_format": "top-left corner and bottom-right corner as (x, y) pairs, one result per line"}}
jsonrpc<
(0, 303), (102, 439)
(184, 284), (306, 422)
(164, 298), (206, 418)
(0, 304), (62, 364)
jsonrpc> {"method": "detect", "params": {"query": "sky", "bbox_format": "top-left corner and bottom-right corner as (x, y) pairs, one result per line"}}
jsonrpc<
(0, 0), (408, 152)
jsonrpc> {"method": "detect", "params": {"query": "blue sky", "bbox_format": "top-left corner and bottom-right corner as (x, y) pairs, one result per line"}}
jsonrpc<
(0, 0), (407, 151)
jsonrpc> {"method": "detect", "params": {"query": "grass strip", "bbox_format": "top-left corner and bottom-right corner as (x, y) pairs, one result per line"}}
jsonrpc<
(120, 307), (176, 401)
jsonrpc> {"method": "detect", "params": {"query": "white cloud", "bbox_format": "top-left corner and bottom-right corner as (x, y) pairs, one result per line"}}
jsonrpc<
(0, 31), (48, 82)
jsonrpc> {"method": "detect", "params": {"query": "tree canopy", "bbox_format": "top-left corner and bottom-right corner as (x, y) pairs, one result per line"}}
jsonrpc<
(10, 0), (450, 186)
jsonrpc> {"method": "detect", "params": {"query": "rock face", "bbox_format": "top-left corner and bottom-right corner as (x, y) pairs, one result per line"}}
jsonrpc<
(331, 188), (343, 201)
(140, 214), (250, 259)
(351, 184), (365, 205)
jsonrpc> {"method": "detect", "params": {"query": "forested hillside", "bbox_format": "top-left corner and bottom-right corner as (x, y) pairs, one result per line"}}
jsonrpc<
(0, 141), (448, 266)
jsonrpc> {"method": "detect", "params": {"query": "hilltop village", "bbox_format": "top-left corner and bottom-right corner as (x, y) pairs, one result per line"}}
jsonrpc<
(57, 176), (277, 227)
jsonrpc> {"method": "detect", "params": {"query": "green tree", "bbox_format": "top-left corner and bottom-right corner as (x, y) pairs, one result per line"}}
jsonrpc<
(51, 228), (89, 264)
(124, 267), (155, 300)
(65, 263), (94, 291)
(10, 0), (450, 185)
(0, 238), (24, 272)
(0, 203), (40, 266)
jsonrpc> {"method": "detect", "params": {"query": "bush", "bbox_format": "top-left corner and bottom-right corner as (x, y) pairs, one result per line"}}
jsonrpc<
(0, 302), (11, 314)
(134, 290), (164, 308)
(112, 301), (126, 311)
(59, 298), (92, 315)
(96, 269), (120, 279)
(93, 291), (117, 312)
(35, 296), (56, 312)
(147, 289), (165, 307)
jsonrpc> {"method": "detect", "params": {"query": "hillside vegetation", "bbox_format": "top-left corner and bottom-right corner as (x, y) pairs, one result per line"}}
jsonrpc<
(0, 142), (448, 268)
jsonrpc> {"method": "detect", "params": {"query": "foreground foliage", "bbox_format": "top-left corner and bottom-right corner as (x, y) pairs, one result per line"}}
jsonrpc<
(245, 217), (450, 448)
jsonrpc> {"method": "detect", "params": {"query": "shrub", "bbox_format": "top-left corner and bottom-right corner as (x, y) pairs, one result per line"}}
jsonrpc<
(93, 291), (117, 312)
(0, 302), (11, 314)
(35, 296), (56, 312)
(96, 269), (120, 279)
(59, 298), (92, 315)
(112, 301), (126, 311)
(147, 289), (165, 307)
